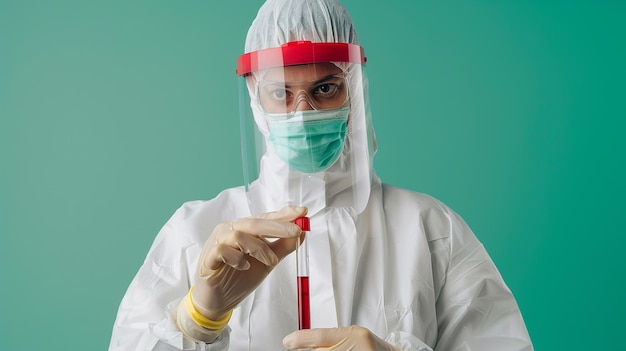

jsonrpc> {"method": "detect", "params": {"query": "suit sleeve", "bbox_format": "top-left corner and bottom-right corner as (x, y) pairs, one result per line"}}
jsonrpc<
(108, 207), (230, 351)
(433, 208), (533, 351)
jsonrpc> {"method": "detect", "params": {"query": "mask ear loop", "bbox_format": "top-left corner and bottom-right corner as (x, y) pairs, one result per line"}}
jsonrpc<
(331, 63), (353, 126)
(246, 73), (272, 136)
(323, 62), (352, 113)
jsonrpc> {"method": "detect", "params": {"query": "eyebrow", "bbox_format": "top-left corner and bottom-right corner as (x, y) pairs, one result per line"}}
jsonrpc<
(279, 74), (343, 88)
(312, 74), (343, 85)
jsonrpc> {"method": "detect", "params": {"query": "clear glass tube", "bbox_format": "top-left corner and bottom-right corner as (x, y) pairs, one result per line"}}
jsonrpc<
(295, 217), (310, 330)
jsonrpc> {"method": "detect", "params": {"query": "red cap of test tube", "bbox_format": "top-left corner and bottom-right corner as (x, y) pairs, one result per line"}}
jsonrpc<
(294, 217), (310, 231)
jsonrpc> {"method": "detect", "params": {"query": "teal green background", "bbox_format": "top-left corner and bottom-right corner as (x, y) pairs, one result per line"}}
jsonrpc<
(1, 1), (624, 350)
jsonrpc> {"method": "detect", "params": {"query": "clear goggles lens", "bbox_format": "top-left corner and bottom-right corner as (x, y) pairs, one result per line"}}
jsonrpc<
(257, 74), (349, 114)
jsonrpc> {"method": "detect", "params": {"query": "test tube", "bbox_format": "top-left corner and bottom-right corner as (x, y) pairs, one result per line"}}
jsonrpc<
(294, 216), (310, 330)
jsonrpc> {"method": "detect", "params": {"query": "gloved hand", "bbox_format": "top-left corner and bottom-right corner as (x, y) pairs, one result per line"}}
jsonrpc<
(191, 205), (307, 322)
(283, 326), (401, 351)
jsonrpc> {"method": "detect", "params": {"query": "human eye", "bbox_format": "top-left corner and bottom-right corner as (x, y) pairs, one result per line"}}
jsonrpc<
(313, 82), (339, 97)
(260, 83), (291, 103)
(269, 87), (287, 101)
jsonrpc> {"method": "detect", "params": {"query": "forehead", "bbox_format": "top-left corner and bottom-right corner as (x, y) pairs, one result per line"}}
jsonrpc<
(262, 62), (343, 82)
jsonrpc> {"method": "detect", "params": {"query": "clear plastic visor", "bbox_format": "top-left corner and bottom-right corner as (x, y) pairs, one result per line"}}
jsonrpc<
(238, 62), (374, 216)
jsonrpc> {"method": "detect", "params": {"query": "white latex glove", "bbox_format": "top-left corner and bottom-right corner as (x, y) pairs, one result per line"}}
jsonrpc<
(176, 206), (307, 342)
(283, 326), (401, 351)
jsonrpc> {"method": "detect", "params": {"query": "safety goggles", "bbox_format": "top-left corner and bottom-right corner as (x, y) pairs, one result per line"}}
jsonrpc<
(256, 74), (349, 114)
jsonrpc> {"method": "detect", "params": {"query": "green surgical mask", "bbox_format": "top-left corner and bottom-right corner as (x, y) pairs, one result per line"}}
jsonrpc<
(265, 107), (349, 173)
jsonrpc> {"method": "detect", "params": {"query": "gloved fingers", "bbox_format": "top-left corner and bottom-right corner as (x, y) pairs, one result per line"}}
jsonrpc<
(283, 327), (349, 349)
(283, 326), (396, 351)
(256, 205), (308, 221)
(198, 208), (306, 275)
(232, 216), (302, 239)
(204, 243), (251, 271)
(270, 231), (306, 260)
(214, 230), (279, 267)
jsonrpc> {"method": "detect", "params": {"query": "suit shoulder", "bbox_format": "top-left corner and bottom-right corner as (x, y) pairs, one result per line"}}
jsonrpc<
(381, 183), (446, 209)
(380, 183), (453, 241)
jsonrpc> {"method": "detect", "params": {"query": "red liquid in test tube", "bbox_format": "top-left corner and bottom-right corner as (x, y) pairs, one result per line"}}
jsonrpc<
(295, 216), (310, 330)
(297, 276), (310, 329)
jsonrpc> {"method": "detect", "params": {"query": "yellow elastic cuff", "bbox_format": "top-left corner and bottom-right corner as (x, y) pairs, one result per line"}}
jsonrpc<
(184, 287), (232, 331)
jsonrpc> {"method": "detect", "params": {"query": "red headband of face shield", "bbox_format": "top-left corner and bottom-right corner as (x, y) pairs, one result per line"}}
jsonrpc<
(236, 41), (366, 76)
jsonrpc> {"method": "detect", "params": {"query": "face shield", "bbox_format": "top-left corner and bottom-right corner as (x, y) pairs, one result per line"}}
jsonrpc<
(237, 40), (375, 216)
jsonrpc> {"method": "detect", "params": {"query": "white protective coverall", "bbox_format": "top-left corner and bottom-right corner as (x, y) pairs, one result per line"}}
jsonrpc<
(109, 0), (533, 350)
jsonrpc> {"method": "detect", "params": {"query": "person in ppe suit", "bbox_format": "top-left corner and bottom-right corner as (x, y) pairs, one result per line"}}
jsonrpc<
(109, 0), (533, 350)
